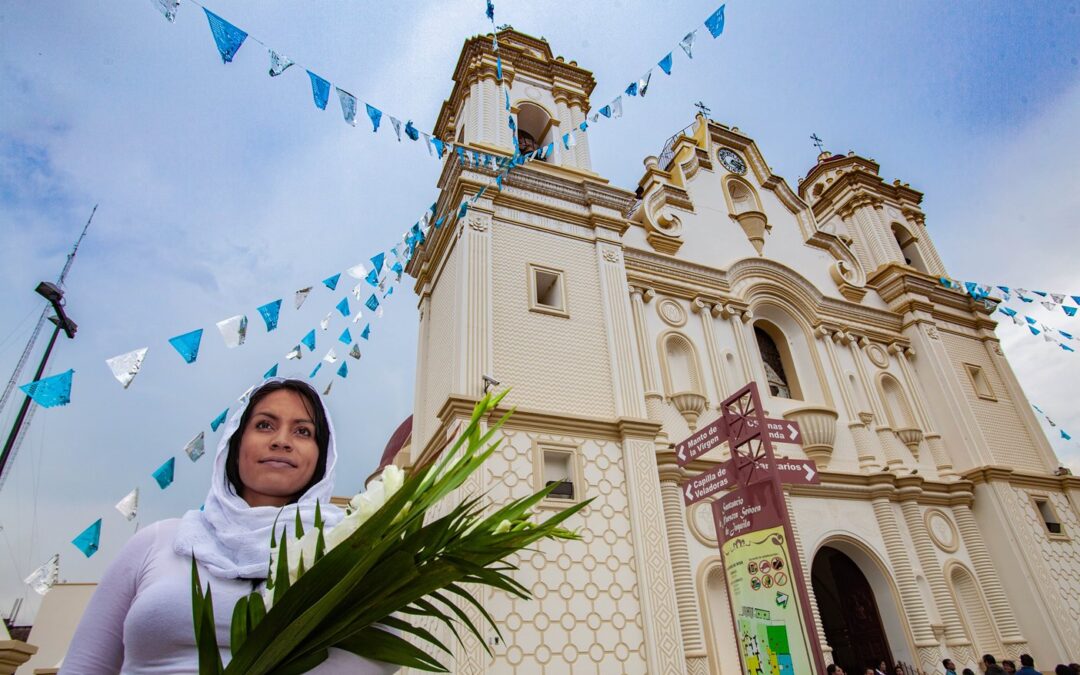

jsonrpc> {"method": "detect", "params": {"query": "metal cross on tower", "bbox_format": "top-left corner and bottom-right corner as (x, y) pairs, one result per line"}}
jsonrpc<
(810, 133), (825, 153)
(694, 101), (711, 118)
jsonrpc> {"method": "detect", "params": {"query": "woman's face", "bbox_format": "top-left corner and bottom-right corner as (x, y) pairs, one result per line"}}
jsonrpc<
(237, 389), (320, 507)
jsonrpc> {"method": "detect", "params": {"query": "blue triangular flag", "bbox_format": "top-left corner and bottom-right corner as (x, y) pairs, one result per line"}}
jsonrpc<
(337, 361), (348, 378)
(365, 294), (380, 312)
(1060, 330), (1074, 340)
(371, 252), (385, 274)
(432, 138), (445, 157)
(1033, 404), (1044, 413)
(1029, 325), (1041, 336)
(405, 120), (419, 141)
(999, 306), (1017, 317)
(658, 52), (673, 75)
(361, 324), (371, 340)
(365, 104), (382, 132)
(301, 329), (316, 351)
(391, 261), (404, 276)
(486, 0), (494, 20)
(152, 457), (176, 489)
(383, 286), (394, 298)
(1032, 290), (1047, 297)
(1062, 429), (1073, 440)
(365, 268), (379, 287)
(307, 71), (331, 110)
(19, 369), (74, 408)
(1072, 296), (1080, 306)
(1025, 316), (1037, 325)
(210, 408), (229, 432)
(203, 9), (248, 64)
(257, 299), (282, 331)
(323, 273), (341, 290)
(264, 363), (279, 378)
(625, 81), (638, 97)
(309, 363), (322, 378)
(963, 281), (979, 297)
(72, 519), (102, 558)
(458, 202), (469, 218)
(1020, 295), (1034, 303)
(1064, 305), (1077, 317)
(497, 55), (503, 82)
(339, 328), (352, 345)
(997, 286), (1011, 294)
(168, 329), (204, 364)
(336, 297), (350, 317)
(939, 277), (954, 289)
(599, 105), (612, 118)
(1063, 344), (1076, 352)
(704, 4), (726, 38)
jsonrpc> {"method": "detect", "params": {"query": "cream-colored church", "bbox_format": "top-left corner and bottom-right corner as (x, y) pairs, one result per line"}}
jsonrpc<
(379, 28), (1080, 675)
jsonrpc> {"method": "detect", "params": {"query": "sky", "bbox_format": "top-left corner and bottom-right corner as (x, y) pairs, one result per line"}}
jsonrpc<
(1, 0), (1078, 624)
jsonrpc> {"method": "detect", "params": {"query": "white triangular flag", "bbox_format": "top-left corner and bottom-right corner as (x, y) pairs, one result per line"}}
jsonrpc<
(638, 70), (652, 97)
(323, 348), (338, 364)
(352, 283), (365, 301)
(611, 96), (623, 119)
(286, 345), (303, 360)
(320, 312), (333, 331)
(151, 0), (179, 22)
(389, 116), (403, 141)
(216, 315), (248, 348)
(1051, 293), (1065, 305)
(115, 488), (139, 521)
(295, 287), (312, 310)
(323, 381), (333, 396)
(352, 312), (365, 324)
(24, 554), (59, 595)
(346, 263), (368, 279)
(106, 348), (148, 389)
(184, 431), (206, 462)
(238, 384), (257, 403)
(349, 344), (362, 359)
(1042, 300), (1056, 311)
(679, 30), (697, 59)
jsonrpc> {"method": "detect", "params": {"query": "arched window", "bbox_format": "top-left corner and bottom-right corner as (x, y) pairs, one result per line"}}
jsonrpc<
(729, 181), (755, 214)
(755, 325), (800, 400)
(662, 333), (702, 395)
(879, 375), (915, 429)
(891, 223), (928, 273)
(949, 564), (1001, 658)
(515, 103), (554, 163)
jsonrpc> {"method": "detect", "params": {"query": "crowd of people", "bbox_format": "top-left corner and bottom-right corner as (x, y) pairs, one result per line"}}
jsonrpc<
(825, 653), (1080, 675)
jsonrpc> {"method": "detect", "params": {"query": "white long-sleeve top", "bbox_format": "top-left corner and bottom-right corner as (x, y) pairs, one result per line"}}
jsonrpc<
(60, 519), (397, 675)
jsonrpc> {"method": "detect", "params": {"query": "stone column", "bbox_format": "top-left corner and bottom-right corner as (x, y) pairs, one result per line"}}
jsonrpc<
(846, 332), (897, 469)
(659, 463), (705, 668)
(896, 484), (968, 649)
(721, 305), (755, 388)
(892, 344), (955, 478)
(553, 92), (575, 170)
(456, 208), (493, 399)
(479, 75), (498, 148)
(630, 286), (661, 401)
(569, 99), (592, 171)
(783, 489), (834, 664)
(621, 431), (687, 674)
(869, 483), (938, 649)
(597, 245), (647, 419)
(952, 500), (1027, 654)
(692, 296), (730, 404)
(0, 641), (37, 675)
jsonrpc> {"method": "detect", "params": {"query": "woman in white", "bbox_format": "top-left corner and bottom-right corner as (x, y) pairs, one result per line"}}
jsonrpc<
(62, 378), (398, 674)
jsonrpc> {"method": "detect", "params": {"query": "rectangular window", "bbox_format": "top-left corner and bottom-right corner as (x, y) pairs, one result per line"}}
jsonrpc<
(964, 363), (996, 401)
(1032, 496), (1066, 537)
(533, 441), (582, 508)
(528, 264), (568, 317)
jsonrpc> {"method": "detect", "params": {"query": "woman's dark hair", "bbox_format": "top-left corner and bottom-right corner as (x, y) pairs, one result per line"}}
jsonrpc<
(225, 379), (330, 502)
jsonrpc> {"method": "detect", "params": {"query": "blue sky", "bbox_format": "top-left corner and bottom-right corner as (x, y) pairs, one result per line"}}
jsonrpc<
(1, 1), (1078, 623)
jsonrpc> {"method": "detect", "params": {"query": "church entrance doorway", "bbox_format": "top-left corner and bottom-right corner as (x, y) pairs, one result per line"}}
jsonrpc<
(812, 546), (894, 673)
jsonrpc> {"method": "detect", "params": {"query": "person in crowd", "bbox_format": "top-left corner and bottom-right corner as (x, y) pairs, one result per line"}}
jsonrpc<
(1001, 660), (1016, 674)
(1068, 664), (1080, 674)
(1016, 654), (1038, 675)
(877, 660), (889, 675)
(61, 378), (398, 674)
(983, 654), (1007, 675)
(893, 665), (906, 675)
(1054, 665), (1072, 675)
(827, 665), (846, 675)
(943, 658), (958, 675)
(963, 669), (976, 675)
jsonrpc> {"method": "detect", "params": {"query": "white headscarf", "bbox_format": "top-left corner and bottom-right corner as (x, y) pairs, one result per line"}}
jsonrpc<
(174, 377), (345, 579)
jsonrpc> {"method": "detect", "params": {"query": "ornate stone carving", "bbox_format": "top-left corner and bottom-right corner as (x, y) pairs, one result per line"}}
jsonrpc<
(828, 259), (868, 302)
(732, 210), (770, 255)
(865, 343), (890, 368)
(602, 249), (621, 263)
(925, 325), (940, 340)
(924, 508), (959, 553)
(895, 427), (924, 456)
(467, 214), (489, 232)
(657, 298), (687, 327)
(783, 406), (839, 467)
(670, 391), (708, 430)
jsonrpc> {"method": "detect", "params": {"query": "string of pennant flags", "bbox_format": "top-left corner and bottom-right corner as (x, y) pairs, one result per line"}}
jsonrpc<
(21, 0), (732, 587)
(1031, 403), (1077, 446)
(939, 277), (1077, 354)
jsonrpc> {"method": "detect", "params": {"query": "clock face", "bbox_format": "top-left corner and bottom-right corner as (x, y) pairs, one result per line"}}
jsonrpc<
(718, 148), (747, 175)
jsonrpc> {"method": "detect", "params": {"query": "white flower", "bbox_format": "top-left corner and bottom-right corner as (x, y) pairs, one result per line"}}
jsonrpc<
(493, 519), (512, 535)
(382, 465), (405, 497)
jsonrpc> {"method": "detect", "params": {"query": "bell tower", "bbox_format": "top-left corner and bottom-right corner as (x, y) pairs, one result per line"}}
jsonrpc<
(406, 28), (688, 675)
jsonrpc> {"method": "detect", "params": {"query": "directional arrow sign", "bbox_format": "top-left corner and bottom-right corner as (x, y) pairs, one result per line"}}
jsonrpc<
(736, 457), (820, 486)
(776, 591), (789, 609)
(683, 461), (736, 505)
(677, 417), (803, 467)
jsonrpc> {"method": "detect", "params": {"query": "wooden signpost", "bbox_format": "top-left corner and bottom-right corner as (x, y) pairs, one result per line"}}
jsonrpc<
(676, 382), (827, 675)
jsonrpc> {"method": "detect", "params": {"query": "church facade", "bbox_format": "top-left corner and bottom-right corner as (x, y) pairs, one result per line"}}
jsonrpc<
(389, 29), (1080, 674)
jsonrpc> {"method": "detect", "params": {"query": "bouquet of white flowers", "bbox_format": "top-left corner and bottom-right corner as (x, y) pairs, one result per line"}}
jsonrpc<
(192, 391), (588, 674)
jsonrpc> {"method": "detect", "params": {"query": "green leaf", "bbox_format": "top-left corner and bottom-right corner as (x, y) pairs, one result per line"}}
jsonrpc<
(230, 593), (249, 653)
(381, 615), (452, 656)
(429, 590), (492, 656)
(314, 526), (325, 563)
(247, 591), (266, 632)
(294, 507), (304, 540)
(269, 648), (328, 675)
(191, 556), (204, 643)
(198, 585), (224, 675)
(272, 536), (290, 606)
(337, 625), (449, 673)
(314, 500), (323, 530)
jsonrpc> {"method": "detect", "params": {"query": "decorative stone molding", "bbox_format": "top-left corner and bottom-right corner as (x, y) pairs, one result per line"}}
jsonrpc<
(467, 215), (489, 232)
(656, 298), (687, 327)
(828, 259), (868, 302)
(670, 391), (708, 430)
(688, 500), (719, 547)
(895, 427), (924, 457)
(924, 508), (959, 553)
(865, 342), (890, 368)
(782, 406), (839, 467)
(0, 641), (38, 675)
(732, 210), (771, 255)
(602, 249), (621, 263)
